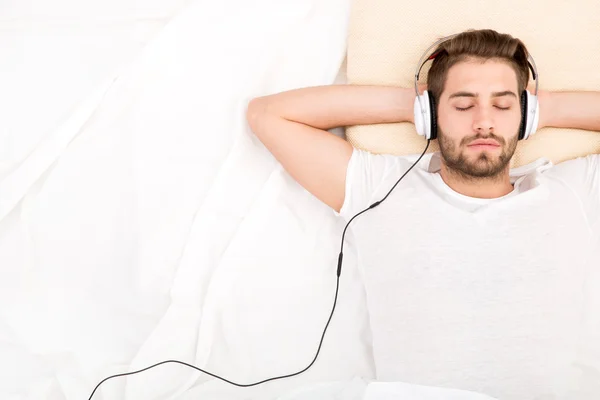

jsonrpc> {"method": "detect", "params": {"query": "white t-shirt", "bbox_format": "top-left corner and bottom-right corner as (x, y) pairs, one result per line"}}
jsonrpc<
(334, 148), (600, 400)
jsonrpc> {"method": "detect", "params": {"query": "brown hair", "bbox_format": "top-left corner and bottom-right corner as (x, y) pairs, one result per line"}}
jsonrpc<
(427, 29), (530, 107)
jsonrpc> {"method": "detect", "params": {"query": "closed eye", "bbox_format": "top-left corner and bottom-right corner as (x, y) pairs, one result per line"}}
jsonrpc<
(455, 106), (511, 111)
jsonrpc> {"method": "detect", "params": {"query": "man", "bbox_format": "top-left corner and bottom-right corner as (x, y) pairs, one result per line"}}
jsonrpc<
(246, 29), (600, 399)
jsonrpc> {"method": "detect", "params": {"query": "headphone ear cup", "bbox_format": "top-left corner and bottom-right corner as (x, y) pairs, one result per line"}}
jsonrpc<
(413, 91), (432, 139)
(428, 92), (437, 140)
(519, 90), (528, 140)
(524, 90), (540, 139)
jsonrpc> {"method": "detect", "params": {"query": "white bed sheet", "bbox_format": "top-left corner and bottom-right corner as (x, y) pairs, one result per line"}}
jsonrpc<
(0, 0), (377, 399)
(0, 0), (194, 182)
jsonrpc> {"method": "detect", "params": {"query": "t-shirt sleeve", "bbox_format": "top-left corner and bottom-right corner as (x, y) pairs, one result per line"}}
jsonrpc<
(333, 147), (405, 221)
(545, 155), (600, 395)
(548, 154), (600, 229)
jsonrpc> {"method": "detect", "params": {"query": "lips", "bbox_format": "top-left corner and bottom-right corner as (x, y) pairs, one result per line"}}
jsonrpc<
(468, 139), (500, 147)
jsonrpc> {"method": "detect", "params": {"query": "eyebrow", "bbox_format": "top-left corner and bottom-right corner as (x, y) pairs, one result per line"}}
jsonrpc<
(448, 90), (517, 99)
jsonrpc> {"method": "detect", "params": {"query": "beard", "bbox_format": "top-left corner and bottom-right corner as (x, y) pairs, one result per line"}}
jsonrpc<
(437, 128), (519, 180)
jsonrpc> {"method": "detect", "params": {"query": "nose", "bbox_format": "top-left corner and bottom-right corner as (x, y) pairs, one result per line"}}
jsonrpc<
(472, 105), (494, 133)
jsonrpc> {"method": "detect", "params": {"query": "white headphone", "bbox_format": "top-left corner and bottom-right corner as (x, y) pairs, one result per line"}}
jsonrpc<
(413, 33), (540, 141)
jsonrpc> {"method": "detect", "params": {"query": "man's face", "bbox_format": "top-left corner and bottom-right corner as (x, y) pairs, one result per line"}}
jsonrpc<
(436, 58), (521, 179)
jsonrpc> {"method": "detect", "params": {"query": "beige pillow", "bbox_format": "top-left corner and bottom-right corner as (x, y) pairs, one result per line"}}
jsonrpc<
(346, 0), (600, 167)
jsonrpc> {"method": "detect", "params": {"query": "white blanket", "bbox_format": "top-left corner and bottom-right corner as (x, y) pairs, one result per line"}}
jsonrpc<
(0, 1), (378, 399)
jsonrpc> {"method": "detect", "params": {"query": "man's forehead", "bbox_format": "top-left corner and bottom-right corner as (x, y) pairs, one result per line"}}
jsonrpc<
(444, 60), (519, 100)
(444, 60), (519, 94)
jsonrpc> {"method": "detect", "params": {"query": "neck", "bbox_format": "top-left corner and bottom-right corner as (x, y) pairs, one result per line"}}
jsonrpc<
(439, 163), (514, 199)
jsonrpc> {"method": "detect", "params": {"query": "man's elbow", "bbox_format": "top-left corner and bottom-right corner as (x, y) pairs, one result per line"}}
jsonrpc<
(246, 97), (268, 125)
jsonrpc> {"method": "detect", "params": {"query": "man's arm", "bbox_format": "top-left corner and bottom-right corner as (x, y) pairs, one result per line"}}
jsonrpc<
(246, 85), (415, 212)
(538, 89), (600, 132)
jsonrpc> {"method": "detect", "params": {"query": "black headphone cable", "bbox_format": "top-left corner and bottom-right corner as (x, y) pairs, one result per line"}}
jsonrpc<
(87, 139), (431, 400)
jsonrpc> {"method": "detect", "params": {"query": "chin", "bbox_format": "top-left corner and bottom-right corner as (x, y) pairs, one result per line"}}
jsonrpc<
(468, 154), (510, 176)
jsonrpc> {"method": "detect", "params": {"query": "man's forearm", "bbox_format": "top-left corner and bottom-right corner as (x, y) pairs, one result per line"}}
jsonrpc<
(253, 84), (415, 130)
(542, 90), (600, 132)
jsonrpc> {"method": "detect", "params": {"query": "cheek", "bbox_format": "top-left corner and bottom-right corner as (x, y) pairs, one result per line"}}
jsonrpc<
(437, 110), (468, 138)
(497, 112), (523, 137)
